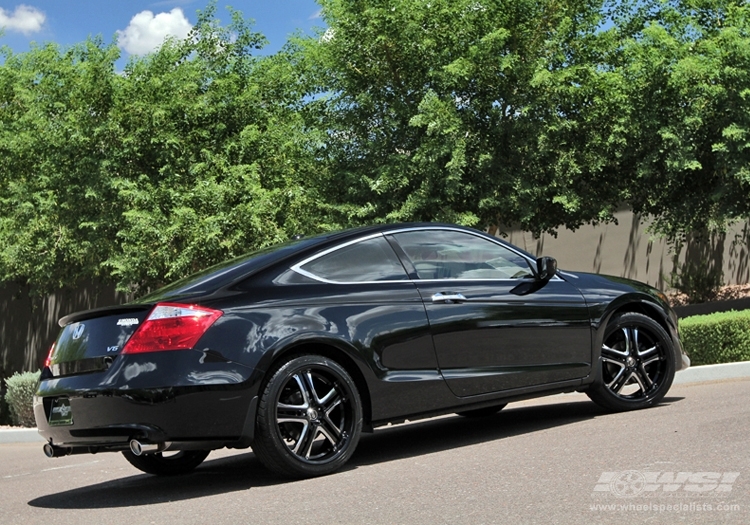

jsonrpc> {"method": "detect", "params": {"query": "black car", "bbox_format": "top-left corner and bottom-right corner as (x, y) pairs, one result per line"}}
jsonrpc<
(35, 223), (690, 478)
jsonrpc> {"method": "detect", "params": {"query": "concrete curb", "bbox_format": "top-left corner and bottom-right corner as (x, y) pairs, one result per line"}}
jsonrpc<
(0, 362), (747, 445)
(0, 427), (44, 444)
(673, 360), (750, 385)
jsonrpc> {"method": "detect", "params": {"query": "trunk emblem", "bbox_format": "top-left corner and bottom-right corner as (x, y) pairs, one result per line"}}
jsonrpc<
(117, 318), (140, 326)
(71, 324), (85, 340)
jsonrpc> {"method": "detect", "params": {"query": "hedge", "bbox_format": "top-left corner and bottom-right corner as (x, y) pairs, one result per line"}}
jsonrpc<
(679, 310), (750, 366)
(3, 370), (40, 427)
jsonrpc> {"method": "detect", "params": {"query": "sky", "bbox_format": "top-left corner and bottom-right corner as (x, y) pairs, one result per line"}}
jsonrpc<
(0, 1), (324, 64)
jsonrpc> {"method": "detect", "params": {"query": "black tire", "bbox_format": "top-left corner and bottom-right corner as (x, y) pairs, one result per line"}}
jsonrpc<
(121, 450), (210, 476)
(587, 312), (675, 412)
(456, 403), (507, 418)
(253, 355), (363, 478)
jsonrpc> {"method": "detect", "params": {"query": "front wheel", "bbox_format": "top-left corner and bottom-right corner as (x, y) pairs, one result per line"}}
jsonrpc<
(587, 312), (675, 411)
(253, 355), (363, 478)
(121, 450), (210, 476)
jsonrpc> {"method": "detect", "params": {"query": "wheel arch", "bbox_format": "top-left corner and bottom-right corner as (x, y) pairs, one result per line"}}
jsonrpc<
(259, 340), (374, 432)
(587, 295), (676, 388)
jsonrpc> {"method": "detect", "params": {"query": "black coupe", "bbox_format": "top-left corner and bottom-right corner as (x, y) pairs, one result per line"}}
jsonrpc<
(34, 223), (690, 478)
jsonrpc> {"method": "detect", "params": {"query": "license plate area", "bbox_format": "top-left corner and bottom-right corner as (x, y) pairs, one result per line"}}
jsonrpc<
(48, 398), (73, 426)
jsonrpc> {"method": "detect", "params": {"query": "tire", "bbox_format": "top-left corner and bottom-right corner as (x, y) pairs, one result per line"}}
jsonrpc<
(253, 354), (363, 478)
(456, 403), (507, 418)
(586, 312), (675, 412)
(121, 450), (210, 476)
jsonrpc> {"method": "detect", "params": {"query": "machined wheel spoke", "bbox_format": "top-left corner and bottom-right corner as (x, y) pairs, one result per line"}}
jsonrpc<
(630, 369), (647, 393)
(603, 342), (628, 358)
(323, 393), (344, 415)
(642, 355), (661, 367)
(277, 415), (308, 425)
(638, 344), (659, 359)
(611, 370), (638, 393)
(296, 423), (317, 457)
(322, 413), (342, 439)
(636, 366), (654, 389)
(289, 421), (311, 455)
(602, 355), (627, 368)
(317, 424), (338, 449)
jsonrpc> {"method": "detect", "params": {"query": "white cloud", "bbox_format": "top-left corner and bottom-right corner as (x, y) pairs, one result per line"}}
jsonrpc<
(309, 9), (322, 20)
(0, 4), (45, 35)
(116, 8), (192, 56)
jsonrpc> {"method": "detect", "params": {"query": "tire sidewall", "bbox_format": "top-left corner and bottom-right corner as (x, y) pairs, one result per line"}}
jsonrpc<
(590, 312), (676, 411)
(256, 354), (363, 478)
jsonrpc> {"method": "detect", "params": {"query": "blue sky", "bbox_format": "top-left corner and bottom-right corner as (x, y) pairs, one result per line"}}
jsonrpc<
(0, 1), (323, 62)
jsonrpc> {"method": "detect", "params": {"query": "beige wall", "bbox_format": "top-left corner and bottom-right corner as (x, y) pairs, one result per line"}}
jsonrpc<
(500, 210), (750, 291)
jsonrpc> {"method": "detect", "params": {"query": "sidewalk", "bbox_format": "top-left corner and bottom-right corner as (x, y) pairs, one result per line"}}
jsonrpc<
(2, 361), (748, 444)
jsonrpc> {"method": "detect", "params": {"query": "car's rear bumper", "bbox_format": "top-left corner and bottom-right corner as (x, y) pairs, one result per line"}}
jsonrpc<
(35, 350), (261, 449)
(35, 385), (255, 448)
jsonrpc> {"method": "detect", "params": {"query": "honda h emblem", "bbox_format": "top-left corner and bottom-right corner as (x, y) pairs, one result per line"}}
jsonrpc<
(71, 324), (85, 340)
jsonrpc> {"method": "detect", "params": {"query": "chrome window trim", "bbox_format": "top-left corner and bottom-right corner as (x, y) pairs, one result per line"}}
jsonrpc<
(290, 227), (562, 285)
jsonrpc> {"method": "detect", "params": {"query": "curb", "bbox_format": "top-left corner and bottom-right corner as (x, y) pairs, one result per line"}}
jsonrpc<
(1, 362), (747, 445)
(673, 360), (750, 385)
(0, 427), (44, 444)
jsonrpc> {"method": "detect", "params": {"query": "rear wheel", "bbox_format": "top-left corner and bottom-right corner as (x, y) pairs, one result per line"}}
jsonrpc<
(587, 312), (675, 411)
(456, 403), (507, 418)
(253, 355), (363, 478)
(121, 450), (210, 476)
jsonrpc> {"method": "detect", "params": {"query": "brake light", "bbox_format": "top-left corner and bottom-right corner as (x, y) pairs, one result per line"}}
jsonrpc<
(121, 303), (223, 354)
(45, 343), (56, 368)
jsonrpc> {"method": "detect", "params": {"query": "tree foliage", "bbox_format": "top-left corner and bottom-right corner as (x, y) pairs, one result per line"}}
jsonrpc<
(1, 0), (749, 295)
(0, 4), (329, 294)
(304, 0), (628, 233)
(613, 0), (750, 240)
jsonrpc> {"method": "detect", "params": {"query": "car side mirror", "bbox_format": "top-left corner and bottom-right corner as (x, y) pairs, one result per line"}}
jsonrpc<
(536, 256), (557, 281)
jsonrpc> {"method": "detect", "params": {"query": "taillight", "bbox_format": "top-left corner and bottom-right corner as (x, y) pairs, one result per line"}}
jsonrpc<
(121, 303), (223, 354)
(45, 343), (56, 368)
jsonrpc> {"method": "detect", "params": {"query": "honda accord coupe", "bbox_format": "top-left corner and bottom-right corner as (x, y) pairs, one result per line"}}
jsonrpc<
(35, 223), (690, 478)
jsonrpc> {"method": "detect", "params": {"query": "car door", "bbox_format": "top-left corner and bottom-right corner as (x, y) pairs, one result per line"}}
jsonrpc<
(388, 228), (592, 397)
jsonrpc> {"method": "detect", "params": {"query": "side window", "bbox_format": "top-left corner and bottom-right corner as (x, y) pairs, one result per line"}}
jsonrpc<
(297, 236), (408, 283)
(390, 230), (534, 280)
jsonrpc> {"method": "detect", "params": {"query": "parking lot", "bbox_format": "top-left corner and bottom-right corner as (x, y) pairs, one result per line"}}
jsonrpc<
(1, 378), (748, 525)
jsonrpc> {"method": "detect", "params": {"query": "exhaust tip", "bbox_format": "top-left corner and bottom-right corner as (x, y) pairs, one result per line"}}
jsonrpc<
(129, 439), (162, 456)
(43, 443), (72, 458)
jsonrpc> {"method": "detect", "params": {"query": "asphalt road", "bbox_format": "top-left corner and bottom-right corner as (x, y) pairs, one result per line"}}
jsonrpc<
(1, 378), (748, 525)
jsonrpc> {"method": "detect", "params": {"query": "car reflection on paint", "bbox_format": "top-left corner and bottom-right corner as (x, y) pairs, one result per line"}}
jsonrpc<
(35, 223), (689, 478)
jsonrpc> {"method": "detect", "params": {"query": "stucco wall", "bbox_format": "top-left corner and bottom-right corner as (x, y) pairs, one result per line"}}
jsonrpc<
(501, 210), (750, 291)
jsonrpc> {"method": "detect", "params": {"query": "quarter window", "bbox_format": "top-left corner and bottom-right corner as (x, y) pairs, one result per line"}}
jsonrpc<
(391, 230), (534, 280)
(298, 236), (408, 282)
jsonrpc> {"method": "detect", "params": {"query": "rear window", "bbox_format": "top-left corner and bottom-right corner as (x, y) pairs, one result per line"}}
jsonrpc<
(297, 236), (408, 283)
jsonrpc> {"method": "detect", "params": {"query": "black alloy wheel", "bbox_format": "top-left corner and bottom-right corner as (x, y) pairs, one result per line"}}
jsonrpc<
(587, 312), (675, 411)
(121, 449), (210, 476)
(253, 355), (363, 478)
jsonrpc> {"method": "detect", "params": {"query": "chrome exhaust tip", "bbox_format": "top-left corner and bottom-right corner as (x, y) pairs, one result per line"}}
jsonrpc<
(129, 439), (162, 456)
(43, 443), (71, 458)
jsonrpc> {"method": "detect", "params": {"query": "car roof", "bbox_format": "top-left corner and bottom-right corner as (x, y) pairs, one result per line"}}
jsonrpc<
(131, 222), (525, 304)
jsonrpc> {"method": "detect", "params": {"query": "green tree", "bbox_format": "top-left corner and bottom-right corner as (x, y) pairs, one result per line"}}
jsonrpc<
(614, 0), (750, 240)
(0, 38), (121, 292)
(302, 0), (629, 234)
(0, 5), (330, 294)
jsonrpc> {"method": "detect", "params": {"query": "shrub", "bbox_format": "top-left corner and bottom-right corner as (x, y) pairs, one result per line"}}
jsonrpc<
(679, 310), (750, 366)
(3, 371), (41, 427)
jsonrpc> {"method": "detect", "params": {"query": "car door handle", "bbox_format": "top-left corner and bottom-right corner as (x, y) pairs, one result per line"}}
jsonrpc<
(431, 292), (467, 303)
